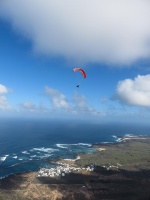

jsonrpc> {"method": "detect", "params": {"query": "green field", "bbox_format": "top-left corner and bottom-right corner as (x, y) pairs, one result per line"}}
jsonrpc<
(76, 137), (150, 171)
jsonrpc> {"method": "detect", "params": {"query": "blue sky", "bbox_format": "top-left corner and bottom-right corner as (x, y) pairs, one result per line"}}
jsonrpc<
(0, 0), (150, 123)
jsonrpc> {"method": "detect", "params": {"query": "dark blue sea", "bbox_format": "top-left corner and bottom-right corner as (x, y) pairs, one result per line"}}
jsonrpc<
(0, 118), (150, 179)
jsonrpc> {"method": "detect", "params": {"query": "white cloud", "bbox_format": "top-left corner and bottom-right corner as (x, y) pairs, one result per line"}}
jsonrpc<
(45, 86), (70, 109)
(0, 84), (9, 94)
(0, 0), (150, 65)
(72, 92), (97, 114)
(116, 74), (150, 106)
(20, 102), (37, 112)
(44, 86), (100, 115)
(73, 92), (86, 108)
(0, 84), (11, 109)
(19, 101), (49, 113)
(100, 97), (107, 103)
(0, 95), (9, 109)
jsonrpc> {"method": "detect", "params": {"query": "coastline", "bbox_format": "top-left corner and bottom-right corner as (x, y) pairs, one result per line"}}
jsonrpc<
(53, 134), (150, 171)
(0, 135), (150, 199)
(75, 135), (150, 171)
(1, 134), (150, 178)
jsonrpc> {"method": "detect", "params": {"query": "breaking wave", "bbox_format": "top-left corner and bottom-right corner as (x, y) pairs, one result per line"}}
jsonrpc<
(112, 135), (123, 142)
(12, 156), (18, 159)
(56, 144), (68, 149)
(56, 143), (91, 149)
(0, 155), (9, 163)
(32, 147), (59, 153)
(22, 151), (30, 154)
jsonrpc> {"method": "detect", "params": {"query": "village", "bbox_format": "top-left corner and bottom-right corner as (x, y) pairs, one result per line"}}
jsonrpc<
(36, 162), (94, 178)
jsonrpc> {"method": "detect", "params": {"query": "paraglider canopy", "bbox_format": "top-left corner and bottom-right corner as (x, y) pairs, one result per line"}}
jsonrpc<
(73, 68), (86, 78)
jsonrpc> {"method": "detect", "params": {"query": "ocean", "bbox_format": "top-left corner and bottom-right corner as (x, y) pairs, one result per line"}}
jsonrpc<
(0, 118), (150, 179)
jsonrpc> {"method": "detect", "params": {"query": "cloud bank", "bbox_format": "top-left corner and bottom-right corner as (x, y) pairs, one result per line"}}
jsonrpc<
(44, 86), (98, 115)
(116, 74), (150, 106)
(19, 101), (48, 113)
(0, 0), (150, 65)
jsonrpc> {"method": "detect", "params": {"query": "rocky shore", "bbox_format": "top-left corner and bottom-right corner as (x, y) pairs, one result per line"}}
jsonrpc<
(0, 135), (150, 200)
